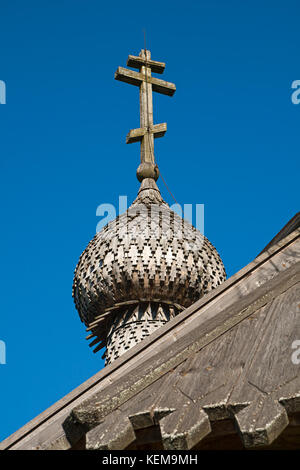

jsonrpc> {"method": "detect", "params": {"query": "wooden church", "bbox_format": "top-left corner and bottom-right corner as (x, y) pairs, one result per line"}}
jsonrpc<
(1, 49), (299, 451)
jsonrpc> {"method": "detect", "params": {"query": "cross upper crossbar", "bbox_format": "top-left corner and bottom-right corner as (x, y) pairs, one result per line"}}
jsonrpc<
(115, 49), (176, 171)
(127, 54), (165, 74)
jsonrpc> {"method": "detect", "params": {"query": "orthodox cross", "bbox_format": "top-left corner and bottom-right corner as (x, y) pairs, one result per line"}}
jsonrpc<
(115, 49), (176, 176)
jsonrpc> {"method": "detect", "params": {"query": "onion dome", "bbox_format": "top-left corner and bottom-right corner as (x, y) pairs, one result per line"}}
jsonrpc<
(73, 178), (226, 364)
(72, 49), (226, 364)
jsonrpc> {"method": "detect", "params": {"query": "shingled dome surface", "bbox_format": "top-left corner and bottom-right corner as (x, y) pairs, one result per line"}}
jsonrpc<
(73, 179), (226, 327)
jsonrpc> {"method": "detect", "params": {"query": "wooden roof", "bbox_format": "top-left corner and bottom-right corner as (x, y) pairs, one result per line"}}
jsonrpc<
(258, 211), (300, 255)
(1, 216), (300, 450)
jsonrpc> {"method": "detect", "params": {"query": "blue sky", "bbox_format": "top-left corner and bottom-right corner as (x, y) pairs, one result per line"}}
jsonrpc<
(0, 0), (299, 441)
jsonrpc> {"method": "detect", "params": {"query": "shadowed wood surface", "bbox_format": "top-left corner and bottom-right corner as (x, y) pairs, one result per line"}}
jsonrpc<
(72, 280), (299, 450)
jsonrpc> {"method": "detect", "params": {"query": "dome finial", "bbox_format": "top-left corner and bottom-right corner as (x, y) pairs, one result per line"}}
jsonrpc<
(115, 49), (176, 181)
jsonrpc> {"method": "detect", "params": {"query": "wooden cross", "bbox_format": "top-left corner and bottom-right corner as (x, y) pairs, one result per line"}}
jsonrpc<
(115, 49), (176, 171)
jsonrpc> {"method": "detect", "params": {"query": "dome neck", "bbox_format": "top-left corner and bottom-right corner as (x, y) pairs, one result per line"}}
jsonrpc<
(104, 301), (182, 365)
(132, 178), (168, 207)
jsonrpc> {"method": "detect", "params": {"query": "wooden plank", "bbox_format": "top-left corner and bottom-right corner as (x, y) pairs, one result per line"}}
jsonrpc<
(152, 123), (167, 139)
(93, 342), (104, 354)
(122, 368), (211, 449)
(279, 388), (300, 414)
(258, 212), (300, 256)
(115, 67), (176, 96)
(151, 76), (176, 96)
(122, 373), (175, 430)
(88, 337), (101, 347)
(174, 301), (272, 420)
(126, 127), (147, 143)
(114, 67), (142, 87)
(173, 283), (300, 447)
(234, 398), (288, 448)
(160, 405), (211, 450)
(85, 410), (135, 450)
(124, 369), (211, 450)
(229, 283), (300, 403)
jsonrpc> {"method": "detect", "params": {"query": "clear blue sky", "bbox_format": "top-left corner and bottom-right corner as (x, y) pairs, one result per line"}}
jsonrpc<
(0, 0), (299, 442)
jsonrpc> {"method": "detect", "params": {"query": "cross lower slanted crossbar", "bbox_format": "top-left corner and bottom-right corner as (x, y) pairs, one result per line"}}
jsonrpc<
(115, 67), (176, 96)
(126, 123), (167, 144)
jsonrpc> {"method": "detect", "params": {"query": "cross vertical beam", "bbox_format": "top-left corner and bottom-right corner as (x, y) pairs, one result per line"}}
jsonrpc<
(139, 49), (154, 165)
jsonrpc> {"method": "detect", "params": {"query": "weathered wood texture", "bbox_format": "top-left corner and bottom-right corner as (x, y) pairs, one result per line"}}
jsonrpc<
(115, 67), (176, 96)
(1, 229), (299, 450)
(75, 280), (300, 450)
(127, 54), (165, 73)
(258, 211), (300, 256)
(126, 123), (167, 144)
(126, 415), (300, 450)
